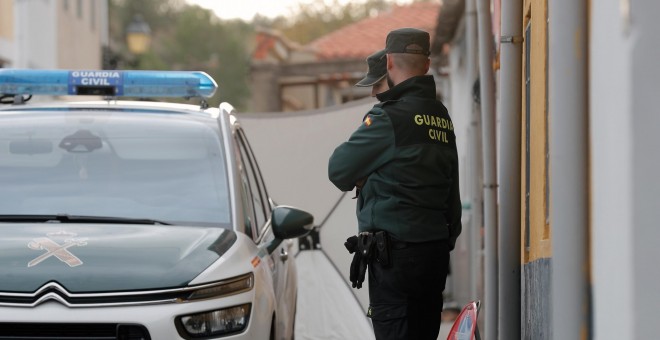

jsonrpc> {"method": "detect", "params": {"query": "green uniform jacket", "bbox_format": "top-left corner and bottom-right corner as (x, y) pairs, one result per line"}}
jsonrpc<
(328, 75), (462, 249)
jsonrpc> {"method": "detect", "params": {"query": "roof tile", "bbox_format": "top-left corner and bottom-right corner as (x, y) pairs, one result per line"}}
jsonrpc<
(309, 2), (441, 60)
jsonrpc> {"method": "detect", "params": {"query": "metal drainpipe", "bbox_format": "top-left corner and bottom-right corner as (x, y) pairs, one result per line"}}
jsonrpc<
(497, 0), (523, 338)
(465, 0), (482, 305)
(549, 0), (589, 339)
(476, 0), (498, 338)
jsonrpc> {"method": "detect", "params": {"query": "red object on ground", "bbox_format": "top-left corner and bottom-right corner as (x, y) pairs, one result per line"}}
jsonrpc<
(447, 300), (480, 340)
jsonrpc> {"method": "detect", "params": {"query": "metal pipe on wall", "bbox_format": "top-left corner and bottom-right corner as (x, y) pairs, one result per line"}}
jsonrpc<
(548, 0), (589, 339)
(497, 0), (523, 338)
(475, 0), (498, 338)
(464, 0), (482, 305)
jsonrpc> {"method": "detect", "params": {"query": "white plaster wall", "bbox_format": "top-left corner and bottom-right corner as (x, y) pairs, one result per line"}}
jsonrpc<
(14, 0), (57, 68)
(444, 31), (478, 307)
(447, 35), (473, 204)
(590, 0), (632, 337)
(0, 37), (13, 66)
(629, 1), (660, 338)
(590, 0), (660, 338)
(0, 0), (13, 66)
(10, 0), (107, 70)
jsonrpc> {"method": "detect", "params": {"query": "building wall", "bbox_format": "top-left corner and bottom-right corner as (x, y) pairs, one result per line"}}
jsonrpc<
(13, 0), (57, 68)
(251, 59), (368, 112)
(444, 28), (481, 308)
(520, 0), (551, 338)
(439, 1), (659, 338)
(1, 0), (106, 70)
(521, 0), (551, 266)
(591, 0), (660, 339)
(249, 63), (282, 112)
(522, 257), (550, 339)
(629, 1), (660, 334)
(0, 0), (14, 66)
(0, 2), (13, 40)
(57, 0), (105, 69)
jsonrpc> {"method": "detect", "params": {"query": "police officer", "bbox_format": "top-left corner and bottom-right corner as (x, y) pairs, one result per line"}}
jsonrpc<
(353, 48), (389, 193)
(328, 28), (462, 340)
(356, 49), (389, 97)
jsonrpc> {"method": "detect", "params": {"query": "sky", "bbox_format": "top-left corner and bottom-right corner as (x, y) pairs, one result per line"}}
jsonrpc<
(185, 0), (335, 21)
(185, 0), (411, 21)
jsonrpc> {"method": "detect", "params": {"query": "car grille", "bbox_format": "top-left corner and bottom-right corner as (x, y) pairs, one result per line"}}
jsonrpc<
(0, 323), (150, 340)
(0, 274), (252, 308)
(0, 285), (188, 307)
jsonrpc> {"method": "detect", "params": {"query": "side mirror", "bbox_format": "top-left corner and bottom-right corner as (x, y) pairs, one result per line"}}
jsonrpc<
(271, 205), (314, 240)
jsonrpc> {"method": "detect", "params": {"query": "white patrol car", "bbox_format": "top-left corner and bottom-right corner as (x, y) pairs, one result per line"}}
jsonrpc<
(0, 69), (313, 340)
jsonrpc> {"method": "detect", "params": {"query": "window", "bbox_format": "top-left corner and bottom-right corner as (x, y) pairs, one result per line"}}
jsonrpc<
(0, 114), (231, 227)
(236, 129), (271, 237)
(234, 142), (258, 239)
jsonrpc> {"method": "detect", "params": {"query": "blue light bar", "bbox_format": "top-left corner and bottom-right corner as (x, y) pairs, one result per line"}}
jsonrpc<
(0, 69), (218, 98)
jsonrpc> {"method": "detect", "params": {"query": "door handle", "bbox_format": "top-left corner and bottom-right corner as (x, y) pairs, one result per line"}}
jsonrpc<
(280, 248), (289, 262)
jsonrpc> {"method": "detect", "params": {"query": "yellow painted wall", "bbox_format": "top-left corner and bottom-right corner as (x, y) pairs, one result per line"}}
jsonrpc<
(57, 0), (103, 69)
(0, 1), (14, 40)
(521, 0), (551, 263)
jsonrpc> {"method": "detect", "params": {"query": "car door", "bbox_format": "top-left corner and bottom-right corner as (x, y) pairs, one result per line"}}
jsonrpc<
(234, 128), (296, 335)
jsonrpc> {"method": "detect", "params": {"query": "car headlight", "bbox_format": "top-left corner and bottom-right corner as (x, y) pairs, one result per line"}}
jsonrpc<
(177, 303), (251, 338)
(185, 273), (254, 301)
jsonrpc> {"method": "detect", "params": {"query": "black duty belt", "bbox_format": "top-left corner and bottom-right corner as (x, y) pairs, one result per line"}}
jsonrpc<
(344, 232), (449, 289)
(389, 238), (448, 250)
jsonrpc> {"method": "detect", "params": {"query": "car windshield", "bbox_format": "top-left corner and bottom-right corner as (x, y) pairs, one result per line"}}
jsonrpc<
(0, 110), (231, 227)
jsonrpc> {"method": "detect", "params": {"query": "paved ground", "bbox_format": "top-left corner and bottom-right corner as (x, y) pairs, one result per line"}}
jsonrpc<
(437, 320), (454, 339)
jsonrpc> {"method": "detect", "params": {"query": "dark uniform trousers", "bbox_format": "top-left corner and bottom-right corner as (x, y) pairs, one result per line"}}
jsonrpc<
(368, 238), (450, 340)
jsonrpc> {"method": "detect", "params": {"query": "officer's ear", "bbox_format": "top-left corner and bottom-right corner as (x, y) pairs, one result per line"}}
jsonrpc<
(386, 54), (394, 71)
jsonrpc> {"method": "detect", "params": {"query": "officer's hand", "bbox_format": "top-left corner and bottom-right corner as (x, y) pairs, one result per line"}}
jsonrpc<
(344, 235), (358, 253)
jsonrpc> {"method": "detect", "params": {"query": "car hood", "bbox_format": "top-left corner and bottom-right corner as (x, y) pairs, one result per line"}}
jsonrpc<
(0, 223), (237, 293)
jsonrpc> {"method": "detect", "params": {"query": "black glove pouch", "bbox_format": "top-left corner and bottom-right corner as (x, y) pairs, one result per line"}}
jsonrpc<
(374, 230), (391, 268)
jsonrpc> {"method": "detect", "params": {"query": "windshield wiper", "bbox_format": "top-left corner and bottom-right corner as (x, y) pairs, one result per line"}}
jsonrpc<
(0, 214), (171, 225)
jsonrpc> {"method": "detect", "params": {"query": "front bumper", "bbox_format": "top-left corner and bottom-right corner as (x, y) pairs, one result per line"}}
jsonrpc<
(0, 289), (274, 339)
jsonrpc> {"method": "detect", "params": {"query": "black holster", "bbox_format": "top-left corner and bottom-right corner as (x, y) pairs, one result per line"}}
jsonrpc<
(374, 230), (391, 267)
(344, 231), (392, 289)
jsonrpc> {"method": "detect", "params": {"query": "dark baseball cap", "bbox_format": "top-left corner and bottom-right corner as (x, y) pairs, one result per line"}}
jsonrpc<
(385, 27), (431, 56)
(355, 49), (387, 87)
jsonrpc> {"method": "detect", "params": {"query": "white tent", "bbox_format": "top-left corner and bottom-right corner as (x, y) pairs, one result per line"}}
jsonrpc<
(294, 247), (374, 340)
(239, 98), (377, 339)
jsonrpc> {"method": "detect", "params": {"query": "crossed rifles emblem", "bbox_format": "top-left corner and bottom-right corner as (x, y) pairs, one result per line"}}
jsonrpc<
(28, 231), (88, 267)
